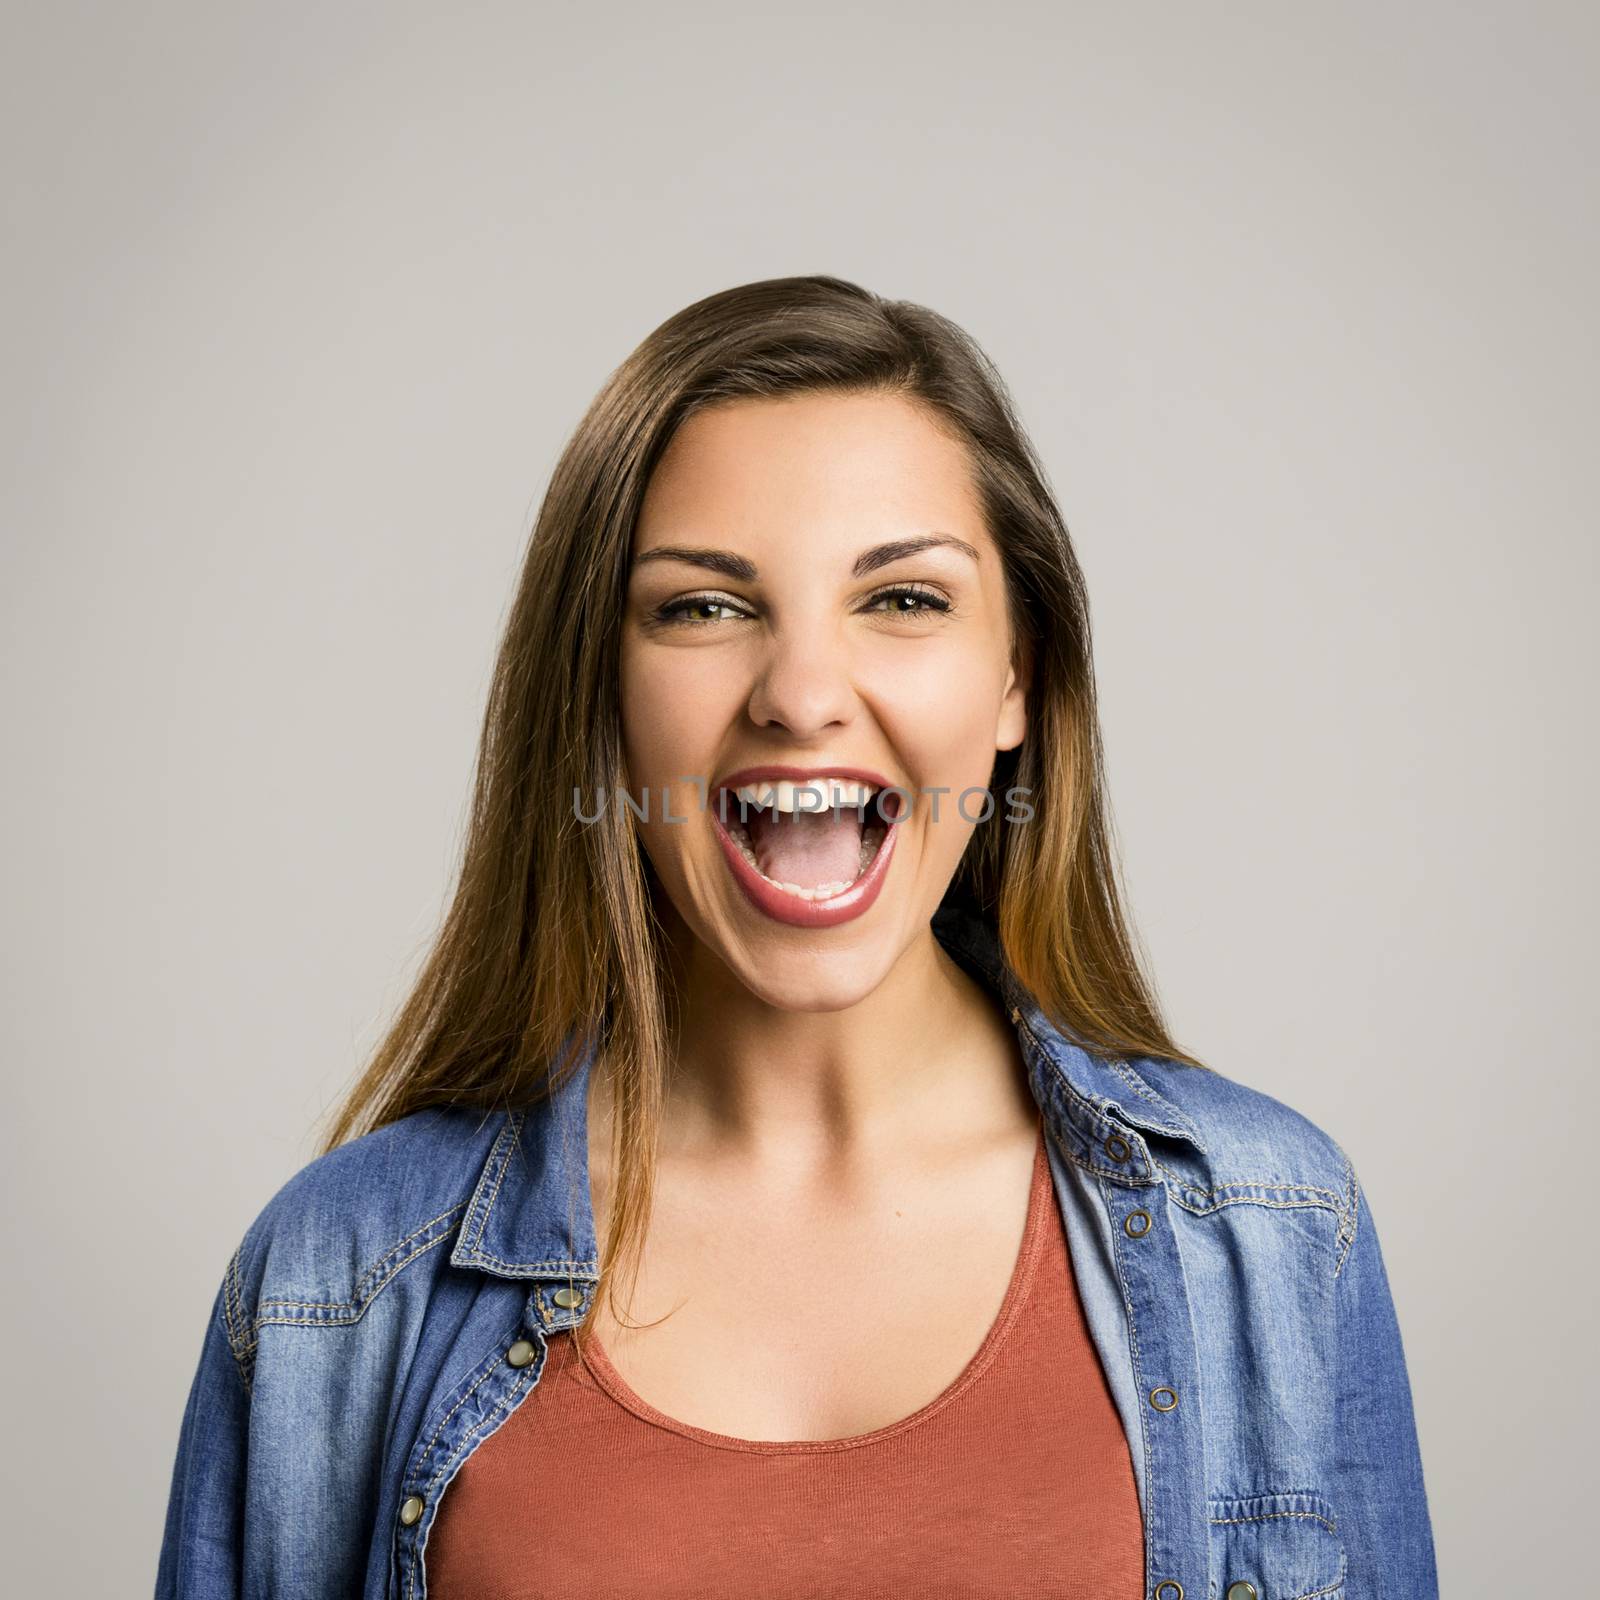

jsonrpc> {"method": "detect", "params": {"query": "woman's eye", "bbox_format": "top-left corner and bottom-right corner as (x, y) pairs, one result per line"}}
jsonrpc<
(867, 584), (953, 618)
(652, 594), (749, 626)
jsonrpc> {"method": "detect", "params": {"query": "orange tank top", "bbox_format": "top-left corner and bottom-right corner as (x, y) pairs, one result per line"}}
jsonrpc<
(426, 1117), (1145, 1597)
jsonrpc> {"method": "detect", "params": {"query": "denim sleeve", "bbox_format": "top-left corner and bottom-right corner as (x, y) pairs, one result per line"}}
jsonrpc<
(1332, 1174), (1439, 1598)
(153, 1265), (250, 1599)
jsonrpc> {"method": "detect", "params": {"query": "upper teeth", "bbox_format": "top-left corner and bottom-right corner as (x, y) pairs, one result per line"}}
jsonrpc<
(732, 779), (875, 813)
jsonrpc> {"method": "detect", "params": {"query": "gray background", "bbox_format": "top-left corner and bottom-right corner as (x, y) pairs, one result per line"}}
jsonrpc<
(4, 1), (1594, 1592)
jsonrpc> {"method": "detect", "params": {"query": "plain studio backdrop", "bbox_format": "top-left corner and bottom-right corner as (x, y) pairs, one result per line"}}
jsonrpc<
(3, 2), (1594, 1593)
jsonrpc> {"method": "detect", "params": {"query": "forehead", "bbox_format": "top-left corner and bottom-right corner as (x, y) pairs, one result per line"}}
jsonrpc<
(635, 390), (986, 547)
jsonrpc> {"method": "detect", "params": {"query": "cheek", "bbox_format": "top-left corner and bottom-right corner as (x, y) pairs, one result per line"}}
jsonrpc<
(616, 650), (712, 895)
(867, 657), (1011, 850)
(872, 650), (1009, 781)
(619, 640), (734, 789)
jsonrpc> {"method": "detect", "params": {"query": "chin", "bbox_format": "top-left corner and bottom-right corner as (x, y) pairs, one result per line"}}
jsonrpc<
(723, 945), (899, 1013)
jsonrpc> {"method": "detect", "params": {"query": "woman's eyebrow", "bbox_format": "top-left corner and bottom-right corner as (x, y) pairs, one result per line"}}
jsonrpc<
(631, 533), (980, 580)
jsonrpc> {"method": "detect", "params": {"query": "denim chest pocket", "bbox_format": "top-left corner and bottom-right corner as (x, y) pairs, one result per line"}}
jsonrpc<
(1207, 1492), (1346, 1600)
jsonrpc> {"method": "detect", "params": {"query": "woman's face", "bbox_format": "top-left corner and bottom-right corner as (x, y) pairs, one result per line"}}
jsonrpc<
(619, 389), (1027, 1011)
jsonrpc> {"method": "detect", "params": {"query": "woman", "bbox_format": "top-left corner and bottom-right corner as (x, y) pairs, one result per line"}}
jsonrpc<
(155, 276), (1437, 1600)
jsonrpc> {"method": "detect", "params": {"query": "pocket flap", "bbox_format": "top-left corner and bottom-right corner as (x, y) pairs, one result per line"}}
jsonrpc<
(1207, 1491), (1346, 1600)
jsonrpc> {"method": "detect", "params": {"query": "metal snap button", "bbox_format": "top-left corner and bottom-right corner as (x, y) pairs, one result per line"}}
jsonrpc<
(1124, 1209), (1153, 1238)
(1149, 1386), (1179, 1411)
(1009, 1005), (1021, 1024)
(507, 1339), (537, 1368)
(1104, 1133), (1132, 1162)
(398, 1495), (425, 1527)
(1225, 1584), (1257, 1600)
(1153, 1582), (1184, 1600)
(551, 1286), (584, 1309)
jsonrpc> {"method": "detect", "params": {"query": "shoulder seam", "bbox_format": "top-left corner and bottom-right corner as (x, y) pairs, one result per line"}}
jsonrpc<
(221, 1242), (256, 1398)
(252, 1200), (470, 1330)
(1330, 1138), (1360, 1279)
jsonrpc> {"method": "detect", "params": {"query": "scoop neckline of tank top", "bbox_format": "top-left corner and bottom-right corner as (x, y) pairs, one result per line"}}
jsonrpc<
(572, 1115), (1051, 1455)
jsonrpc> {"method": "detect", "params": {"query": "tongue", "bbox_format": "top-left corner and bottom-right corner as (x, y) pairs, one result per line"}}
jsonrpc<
(745, 808), (865, 888)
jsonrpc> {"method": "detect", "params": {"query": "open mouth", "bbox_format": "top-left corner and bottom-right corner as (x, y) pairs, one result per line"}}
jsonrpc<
(714, 779), (898, 902)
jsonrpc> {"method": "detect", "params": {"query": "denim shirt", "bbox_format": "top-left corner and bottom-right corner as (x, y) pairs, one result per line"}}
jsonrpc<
(155, 902), (1438, 1600)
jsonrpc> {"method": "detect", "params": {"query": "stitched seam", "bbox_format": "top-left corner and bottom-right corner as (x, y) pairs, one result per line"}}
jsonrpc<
(409, 1363), (540, 1600)
(1155, 1157), (1353, 1261)
(1158, 1172), (1348, 1202)
(415, 1353), (505, 1480)
(232, 1209), (467, 1350)
(403, 1350), (512, 1599)
(1110, 1059), (1201, 1142)
(1167, 1192), (1342, 1218)
(1288, 1553), (1346, 1599)
(405, 1359), (539, 1600)
(1210, 1510), (1338, 1535)
(451, 1111), (517, 1257)
(254, 1228), (457, 1331)
(1103, 1168), (1159, 1577)
(1209, 1508), (1346, 1600)
(1055, 1142), (1161, 1187)
(247, 1216), (467, 1346)
(221, 1244), (255, 1398)
(1333, 1141), (1359, 1279)
(1021, 1044), (1158, 1183)
(254, 1209), (464, 1325)
(352, 1203), (471, 1303)
(1207, 1490), (1337, 1517)
(464, 1111), (523, 1251)
(458, 1251), (599, 1274)
(1015, 1017), (1159, 1147)
(1016, 1027), (1195, 1185)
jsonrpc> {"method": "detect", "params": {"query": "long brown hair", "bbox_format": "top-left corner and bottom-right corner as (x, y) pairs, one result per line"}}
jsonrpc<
(315, 274), (1207, 1350)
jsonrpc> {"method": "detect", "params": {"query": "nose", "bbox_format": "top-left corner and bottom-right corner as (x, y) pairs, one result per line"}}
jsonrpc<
(745, 623), (857, 740)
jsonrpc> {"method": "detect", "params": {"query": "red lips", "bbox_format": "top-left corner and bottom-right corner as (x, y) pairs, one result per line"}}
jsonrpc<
(709, 766), (905, 929)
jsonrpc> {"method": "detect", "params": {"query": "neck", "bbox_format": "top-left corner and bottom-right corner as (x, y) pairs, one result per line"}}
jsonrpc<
(644, 907), (1034, 1172)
